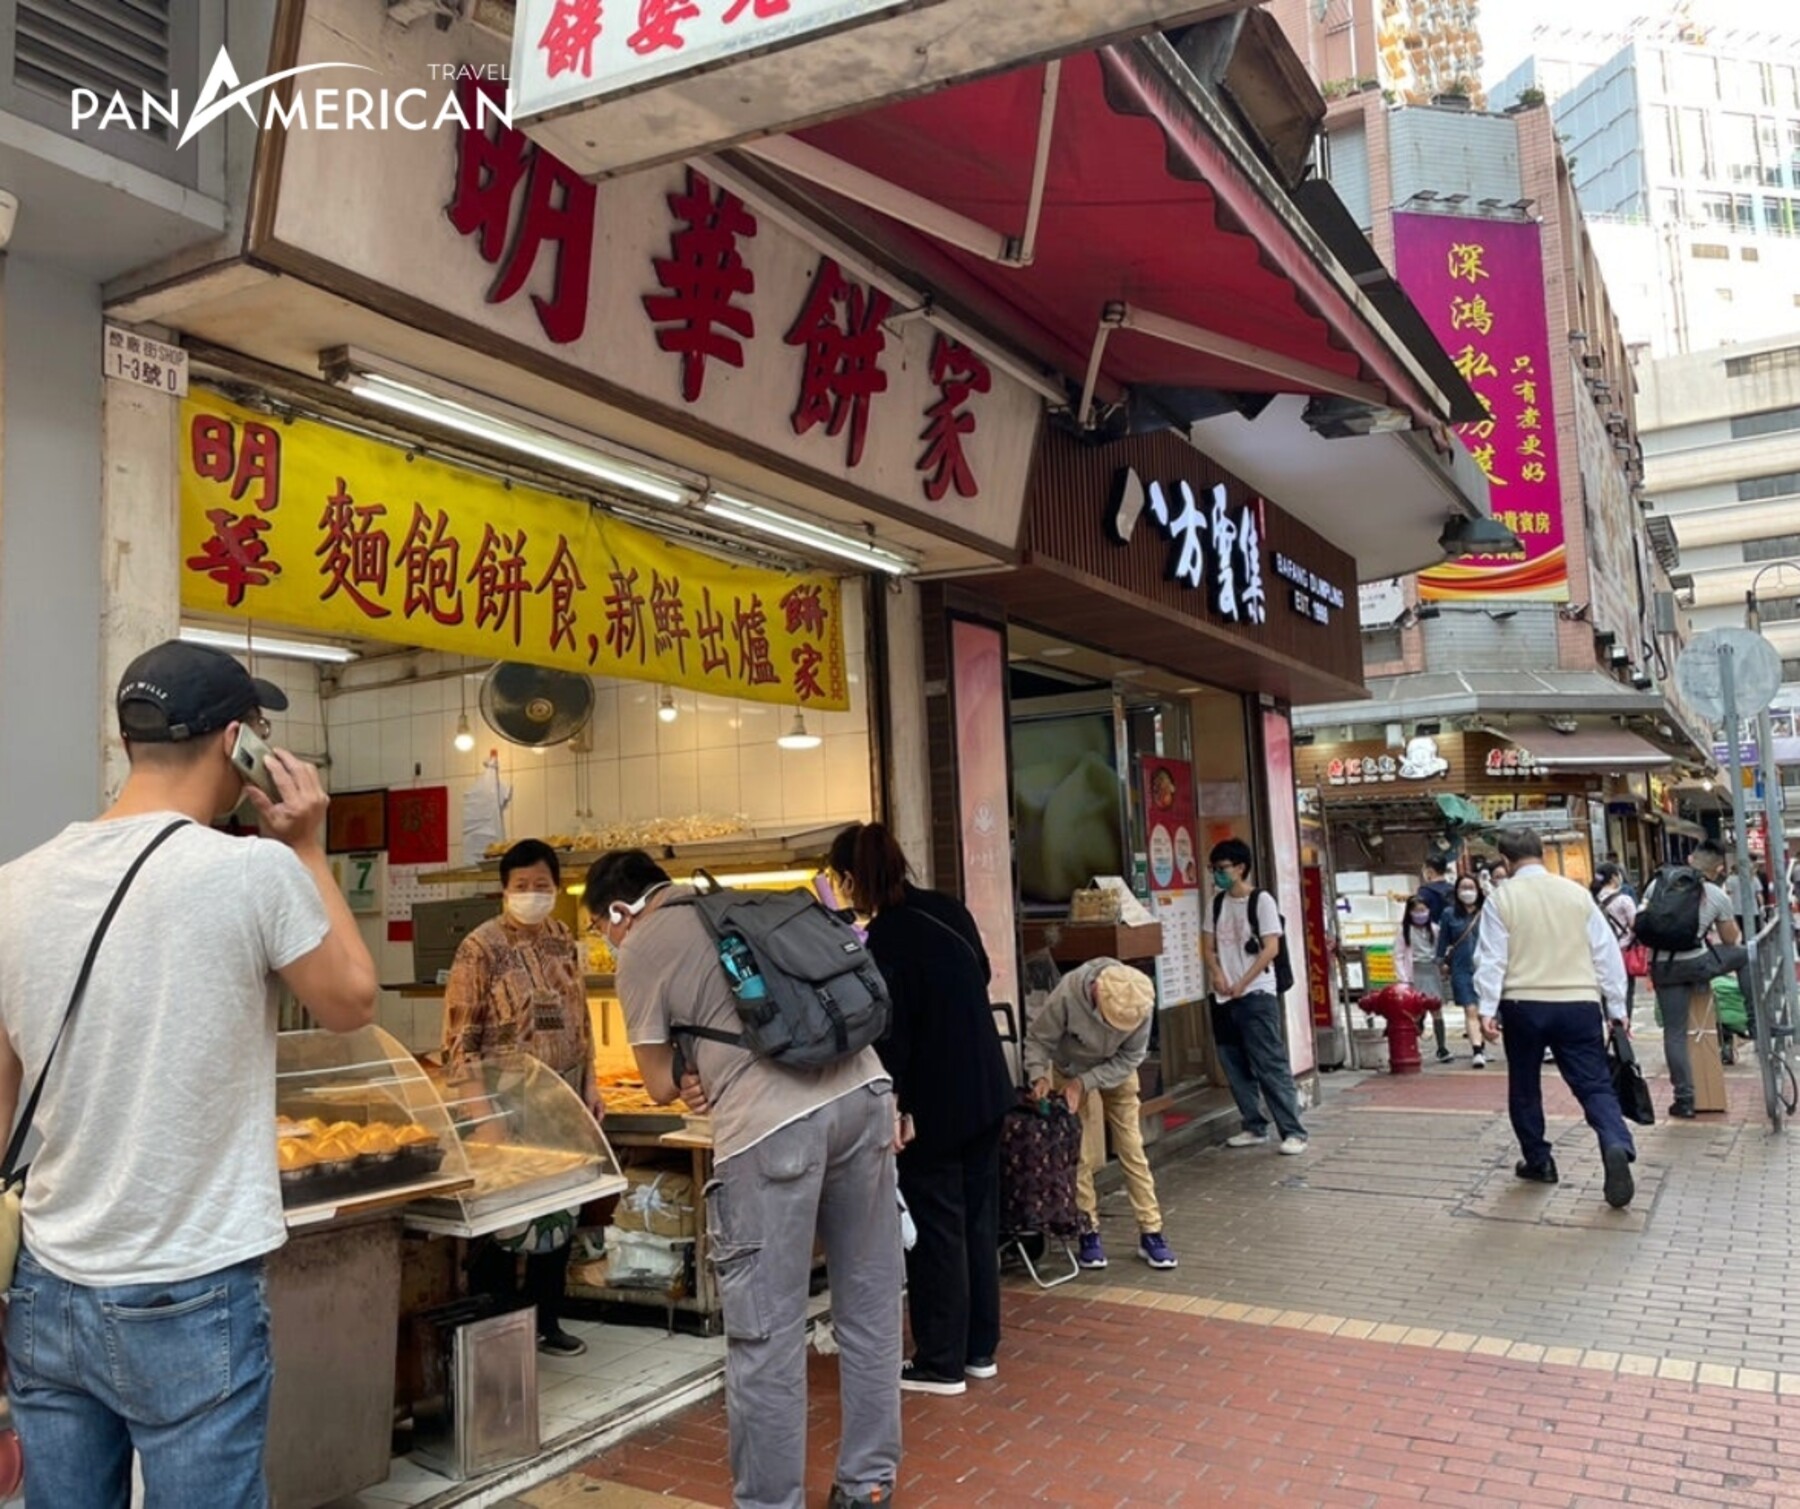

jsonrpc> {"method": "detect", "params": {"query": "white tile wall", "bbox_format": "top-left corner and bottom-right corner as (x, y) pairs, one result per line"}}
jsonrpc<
(232, 582), (871, 1033)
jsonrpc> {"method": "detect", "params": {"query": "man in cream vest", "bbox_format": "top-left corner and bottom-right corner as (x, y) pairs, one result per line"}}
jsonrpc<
(1474, 829), (1636, 1208)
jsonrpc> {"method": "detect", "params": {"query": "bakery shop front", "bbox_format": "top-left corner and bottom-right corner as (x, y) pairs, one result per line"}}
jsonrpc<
(919, 425), (1363, 1126)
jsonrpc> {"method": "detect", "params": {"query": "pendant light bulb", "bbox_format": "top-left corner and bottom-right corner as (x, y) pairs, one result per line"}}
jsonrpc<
(777, 712), (821, 751)
(454, 711), (476, 753)
(658, 688), (679, 724)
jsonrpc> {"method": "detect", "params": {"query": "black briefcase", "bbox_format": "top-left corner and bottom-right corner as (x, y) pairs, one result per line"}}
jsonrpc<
(1609, 1022), (1656, 1127)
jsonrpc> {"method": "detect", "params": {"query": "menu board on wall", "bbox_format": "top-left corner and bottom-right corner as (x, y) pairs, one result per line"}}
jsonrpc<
(1141, 756), (1206, 1007)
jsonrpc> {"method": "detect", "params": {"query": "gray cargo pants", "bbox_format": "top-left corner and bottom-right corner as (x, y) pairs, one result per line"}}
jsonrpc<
(706, 1081), (903, 1509)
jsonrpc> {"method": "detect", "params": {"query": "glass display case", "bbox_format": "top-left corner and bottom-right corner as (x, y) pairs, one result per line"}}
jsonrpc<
(406, 1051), (627, 1238)
(276, 1027), (472, 1227)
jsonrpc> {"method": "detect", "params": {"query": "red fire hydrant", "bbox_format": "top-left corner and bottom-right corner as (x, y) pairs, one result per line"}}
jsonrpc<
(1358, 985), (1438, 1075)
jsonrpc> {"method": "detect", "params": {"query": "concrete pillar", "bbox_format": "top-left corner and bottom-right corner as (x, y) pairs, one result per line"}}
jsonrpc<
(880, 577), (934, 889)
(0, 257), (104, 860)
(98, 366), (183, 804)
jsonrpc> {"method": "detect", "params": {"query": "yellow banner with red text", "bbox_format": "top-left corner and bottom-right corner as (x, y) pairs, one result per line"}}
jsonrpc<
(178, 392), (848, 710)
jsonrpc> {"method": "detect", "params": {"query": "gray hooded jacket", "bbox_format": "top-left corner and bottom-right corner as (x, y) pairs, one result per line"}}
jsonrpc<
(1021, 957), (1152, 1092)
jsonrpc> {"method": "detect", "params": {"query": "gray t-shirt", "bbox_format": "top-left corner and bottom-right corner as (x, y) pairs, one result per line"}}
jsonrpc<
(615, 890), (886, 1164)
(0, 814), (328, 1286)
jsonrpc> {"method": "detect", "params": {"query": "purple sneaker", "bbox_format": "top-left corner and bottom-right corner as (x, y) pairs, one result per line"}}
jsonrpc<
(1077, 1231), (1107, 1269)
(1138, 1232), (1178, 1270)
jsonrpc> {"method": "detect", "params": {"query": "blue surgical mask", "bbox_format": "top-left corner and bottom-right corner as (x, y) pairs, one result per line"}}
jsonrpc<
(1212, 868), (1235, 891)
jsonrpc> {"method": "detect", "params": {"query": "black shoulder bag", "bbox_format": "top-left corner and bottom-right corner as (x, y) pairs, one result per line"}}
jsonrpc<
(0, 818), (188, 1287)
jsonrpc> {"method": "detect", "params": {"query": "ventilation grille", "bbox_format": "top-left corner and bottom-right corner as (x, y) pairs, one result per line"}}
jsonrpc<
(15, 0), (173, 137)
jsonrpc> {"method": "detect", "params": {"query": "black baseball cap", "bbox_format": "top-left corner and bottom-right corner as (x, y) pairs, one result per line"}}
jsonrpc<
(116, 640), (288, 742)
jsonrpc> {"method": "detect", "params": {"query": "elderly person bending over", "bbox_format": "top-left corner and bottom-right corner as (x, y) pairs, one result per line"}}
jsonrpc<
(1023, 959), (1175, 1272)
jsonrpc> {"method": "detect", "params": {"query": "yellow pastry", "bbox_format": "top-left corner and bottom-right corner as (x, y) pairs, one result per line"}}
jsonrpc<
(357, 1124), (400, 1156)
(277, 1140), (317, 1173)
(312, 1133), (356, 1165)
(394, 1124), (436, 1148)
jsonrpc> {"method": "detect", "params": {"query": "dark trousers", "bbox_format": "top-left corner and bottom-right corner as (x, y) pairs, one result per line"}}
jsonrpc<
(1500, 999), (1636, 1169)
(897, 1121), (1003, 1377)
(468, 1239), (572, 1338)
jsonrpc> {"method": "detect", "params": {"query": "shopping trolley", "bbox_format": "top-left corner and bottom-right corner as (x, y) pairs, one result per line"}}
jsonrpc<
(992, 1000), (1084, 1289)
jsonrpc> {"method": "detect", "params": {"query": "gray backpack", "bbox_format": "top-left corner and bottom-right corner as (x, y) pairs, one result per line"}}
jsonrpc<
(667, 880), (890, 1070)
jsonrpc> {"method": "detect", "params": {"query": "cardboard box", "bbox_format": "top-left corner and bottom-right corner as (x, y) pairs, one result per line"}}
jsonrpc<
(611, 1167), (699, 1238)
(1689, 990), (1727, 1114)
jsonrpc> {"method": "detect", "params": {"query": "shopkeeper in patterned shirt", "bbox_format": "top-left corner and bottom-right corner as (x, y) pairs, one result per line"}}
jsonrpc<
(443, 837), (603, 1357)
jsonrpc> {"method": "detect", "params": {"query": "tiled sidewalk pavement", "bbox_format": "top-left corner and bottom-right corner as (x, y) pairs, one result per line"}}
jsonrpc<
(544, 1286), (1800, 1507)
(519, 1051), (1800, 1507)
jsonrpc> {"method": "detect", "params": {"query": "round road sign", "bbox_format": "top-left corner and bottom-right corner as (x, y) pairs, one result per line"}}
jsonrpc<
(1676, 628), (1784, 723)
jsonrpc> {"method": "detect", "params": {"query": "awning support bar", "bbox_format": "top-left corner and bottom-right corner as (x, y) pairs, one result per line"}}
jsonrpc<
(1118, 302), (1388, 407)
(741, 59), (1061, 270)
(1076, 305), (1125, 429)
(1010, 60), (1061, 267)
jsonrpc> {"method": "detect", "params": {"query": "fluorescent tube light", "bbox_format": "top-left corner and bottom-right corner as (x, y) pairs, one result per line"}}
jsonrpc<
(702, 493), (915, 576)
(323, 351), (694, 507)
(179, 626), (359, 664)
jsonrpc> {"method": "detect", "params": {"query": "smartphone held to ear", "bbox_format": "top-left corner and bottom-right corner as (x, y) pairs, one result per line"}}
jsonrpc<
(230, 724), (282, 802)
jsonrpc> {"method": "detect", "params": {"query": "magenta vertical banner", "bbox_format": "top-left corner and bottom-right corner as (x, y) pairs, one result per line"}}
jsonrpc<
(1394, 213), (1569, 601)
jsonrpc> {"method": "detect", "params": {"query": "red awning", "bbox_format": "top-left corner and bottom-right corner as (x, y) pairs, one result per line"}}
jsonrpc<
(789, 45), (1457, 424)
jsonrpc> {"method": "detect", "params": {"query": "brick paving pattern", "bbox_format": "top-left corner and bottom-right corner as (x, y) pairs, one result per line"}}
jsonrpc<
(523, 1038), (1800, 1508)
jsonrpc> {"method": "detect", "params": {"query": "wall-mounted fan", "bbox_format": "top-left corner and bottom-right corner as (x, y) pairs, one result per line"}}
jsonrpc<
(478, 663), (595, 748)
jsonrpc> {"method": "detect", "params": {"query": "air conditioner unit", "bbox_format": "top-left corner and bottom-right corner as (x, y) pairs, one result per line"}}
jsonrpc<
(1581, 353), (1606, 370)
(1654, 590), (1679, 635)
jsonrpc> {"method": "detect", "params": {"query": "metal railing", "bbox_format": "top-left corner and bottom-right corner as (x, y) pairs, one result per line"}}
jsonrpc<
(1749, 913), (1799, 1126)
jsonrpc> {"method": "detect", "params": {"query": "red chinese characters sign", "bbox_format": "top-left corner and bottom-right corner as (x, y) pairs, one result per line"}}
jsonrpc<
(1393, 213), (1569, 601)
(443, 111), (997, 505)
(180, 391), (850, 711)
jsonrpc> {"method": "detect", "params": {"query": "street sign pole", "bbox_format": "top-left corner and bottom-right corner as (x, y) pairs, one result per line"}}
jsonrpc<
(1721, 648), (1773, 1105)
(1758, 701), (1797, 1049)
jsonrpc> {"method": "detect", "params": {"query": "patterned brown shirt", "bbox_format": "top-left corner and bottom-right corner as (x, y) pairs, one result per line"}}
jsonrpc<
(442, 915), (593, 1098)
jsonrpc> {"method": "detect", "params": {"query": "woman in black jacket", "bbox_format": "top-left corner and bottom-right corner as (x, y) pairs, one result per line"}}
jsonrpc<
(828, 822), (1014, 1398)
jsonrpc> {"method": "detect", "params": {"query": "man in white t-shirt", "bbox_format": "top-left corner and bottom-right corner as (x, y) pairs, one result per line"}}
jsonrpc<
(1201, 838), (1308, 1155)
(0, 641), (378, 1507)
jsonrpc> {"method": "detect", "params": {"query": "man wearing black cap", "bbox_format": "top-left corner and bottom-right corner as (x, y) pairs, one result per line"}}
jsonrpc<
(0, 639), (377, 1506)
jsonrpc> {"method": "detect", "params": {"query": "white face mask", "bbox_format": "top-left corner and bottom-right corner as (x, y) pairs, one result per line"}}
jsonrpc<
(504, 891), (556, 927)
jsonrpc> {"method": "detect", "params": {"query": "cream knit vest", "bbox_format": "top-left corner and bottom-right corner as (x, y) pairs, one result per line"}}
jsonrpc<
(1490, 868), (1601, 1002)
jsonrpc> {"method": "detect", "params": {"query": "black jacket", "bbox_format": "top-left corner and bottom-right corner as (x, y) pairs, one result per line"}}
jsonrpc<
(864, 885), (1015, 1152)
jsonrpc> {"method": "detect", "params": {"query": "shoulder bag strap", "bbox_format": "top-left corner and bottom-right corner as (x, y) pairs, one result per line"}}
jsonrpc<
(914, 904), (984, 969)
(1, 818), (189, 1185)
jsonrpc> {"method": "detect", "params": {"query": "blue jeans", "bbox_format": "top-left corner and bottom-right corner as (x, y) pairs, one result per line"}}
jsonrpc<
(1498, 999), (1636, 1170)
(1216, 992), (1307, 1142)
(5, 1248), (273, 1508)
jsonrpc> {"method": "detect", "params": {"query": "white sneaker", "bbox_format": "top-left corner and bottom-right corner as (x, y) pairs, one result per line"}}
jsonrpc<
(1471, 1051), (1487, 1069)
(1278, 1136), (1309, 1156)
(1226, 1130), (1268, 1148)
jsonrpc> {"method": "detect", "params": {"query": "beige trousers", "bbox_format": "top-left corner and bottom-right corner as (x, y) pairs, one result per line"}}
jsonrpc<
(1055, 1068), (1163, 1234)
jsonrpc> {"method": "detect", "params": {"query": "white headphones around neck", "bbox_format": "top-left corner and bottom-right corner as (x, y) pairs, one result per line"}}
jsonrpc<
(606, 881), (671, 928)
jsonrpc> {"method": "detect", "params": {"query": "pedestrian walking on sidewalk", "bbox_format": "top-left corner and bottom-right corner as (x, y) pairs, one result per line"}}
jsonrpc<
(0, 641), (379, 1506)
(1396, 894), (1454, 1062)
(587, 850), (902, 1509)
(1203, 839), (1308, 1156)
(1436, 877), (1489, 1067)
(1591, 863), (1643, 1021)
(830, 823), (1014, 1398)
(1639, 842), (1742, 1119)
(1022, 959), (1175, 1273)
(1474, 829), (1636, 1208)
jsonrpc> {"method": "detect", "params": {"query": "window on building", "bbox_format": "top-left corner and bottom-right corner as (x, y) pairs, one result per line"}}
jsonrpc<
(1721, 112), (1760, 183)
(1784, 656), (1800, 681)
(1732, 407), (1800, 439)
(1680, 52), (1721, 100)
(1758, 595), (1800, 622)
(1784, 65), (1800, 110)
(1719, 287), (1736, 301)
(1699, 193), (1734, 226)
(1744, 532), (1800, 560)
(1726, 347), (1800, 379)
(1737, 470), (1800, 500)
(1761, 119), (1784, 184)
(1692, 241), (1730, 258)
(1651, 105), (1678, 177)
(1765, 196), (1798, 236)
(1744, 245), (1763, 260)
(1681, 108), (1714, 178)
(1362, 626), (1403, 665)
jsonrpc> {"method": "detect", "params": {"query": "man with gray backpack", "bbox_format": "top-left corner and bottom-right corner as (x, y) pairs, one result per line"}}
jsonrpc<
(584, 849), (902, 1509)
(1636, 842), (1742, 1119)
